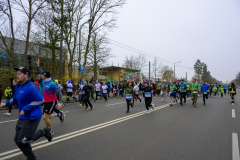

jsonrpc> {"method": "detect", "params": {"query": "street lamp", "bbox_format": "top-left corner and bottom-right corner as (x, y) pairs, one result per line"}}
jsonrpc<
(174, 61), (181, 81)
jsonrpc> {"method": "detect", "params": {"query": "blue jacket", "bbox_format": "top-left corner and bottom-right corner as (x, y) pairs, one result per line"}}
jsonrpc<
(179, 83), (187, 92)
(223, 84), (227, 89)
(5, 80), (44, 120)
(201, 84), (210, 92)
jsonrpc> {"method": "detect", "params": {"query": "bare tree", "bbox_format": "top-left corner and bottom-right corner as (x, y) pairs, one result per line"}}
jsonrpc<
(0, 0), (15, 69)
(13, 0), (46, 66)
(63, 0), (86, 79)
(87, 32), (111, 80)
(83, 0), (126, 68)
(122, 53), (146, 72)
(162, 70), (174, 82)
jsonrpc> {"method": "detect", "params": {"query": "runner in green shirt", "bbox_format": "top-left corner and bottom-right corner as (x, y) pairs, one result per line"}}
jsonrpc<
(190, 79), (200, 107)
(157, 82), (161, 97)
(219, 85), (224, 98)
(169, 82), (178, 106)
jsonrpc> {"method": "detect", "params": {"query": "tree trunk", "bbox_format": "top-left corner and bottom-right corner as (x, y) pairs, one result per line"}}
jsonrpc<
(83, 28), (91, 67)
(8, 0), (14, 70)
(22, 0), (32, 66)
(51, 48), (56, 78)
(68, 54), (73, 79)
(58, 0), (64, 79)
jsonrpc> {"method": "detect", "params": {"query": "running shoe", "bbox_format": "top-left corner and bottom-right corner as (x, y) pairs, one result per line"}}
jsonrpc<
(140, 99), (142, 103)
(91, 106), (94, 110)
(192, 101), (194, 105)
(147, 110), (150, 114)
(180, 102), (182, 105)
(60, 112), (65, 123)
(64, 103), (68, 105)
(85, 107), (89, 110)
(44, 127), (52, 142)
(81, 105), (84, 108)
(151, 102), (155, 110)
(184, 99), (186, 103)
(176, 100), (178, 103)
(50, 130), (54, 136)
(170, 103), (172, 106)
(126, 111), (129, 113)
(4, 112), (11, 116)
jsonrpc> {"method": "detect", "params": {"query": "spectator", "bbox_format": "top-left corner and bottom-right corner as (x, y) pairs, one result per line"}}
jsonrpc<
(4, 85), (12, 115)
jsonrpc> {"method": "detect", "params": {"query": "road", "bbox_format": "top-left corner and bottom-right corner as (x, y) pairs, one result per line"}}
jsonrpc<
(0, 92), (239, 160)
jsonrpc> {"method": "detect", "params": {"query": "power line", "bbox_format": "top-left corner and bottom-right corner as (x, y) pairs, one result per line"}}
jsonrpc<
(108, 39), (194, 70)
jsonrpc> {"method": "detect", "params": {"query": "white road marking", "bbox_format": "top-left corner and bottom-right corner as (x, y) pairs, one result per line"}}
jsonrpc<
(0, 119), (18, 124)
(0, 100), (182, 159)
(0, 112), (69, 125)
(105, 102), (125, 106)
(232, 133), (240, 160)
(232, 109), (236, 118)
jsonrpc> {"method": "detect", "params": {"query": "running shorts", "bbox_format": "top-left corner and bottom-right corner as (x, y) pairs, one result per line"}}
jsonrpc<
(170, 92), (176, 98)
(191, 93), (198, 99)
(43, 101), (57, 114)
(67, 92), (73, 97)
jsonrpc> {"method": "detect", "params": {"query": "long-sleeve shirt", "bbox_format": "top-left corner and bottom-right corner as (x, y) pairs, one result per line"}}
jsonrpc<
(102, 85), (108, 93)
(5, 80), (44, 120)
(5, 89), (12, 98)
(39, 78), (59, 102)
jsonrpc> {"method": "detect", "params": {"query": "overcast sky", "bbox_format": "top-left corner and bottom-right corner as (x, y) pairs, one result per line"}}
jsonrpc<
(107, 0), (240, 82)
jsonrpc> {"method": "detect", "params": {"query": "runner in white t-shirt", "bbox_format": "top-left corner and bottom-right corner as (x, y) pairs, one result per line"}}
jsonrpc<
(94, 80), (101, 102)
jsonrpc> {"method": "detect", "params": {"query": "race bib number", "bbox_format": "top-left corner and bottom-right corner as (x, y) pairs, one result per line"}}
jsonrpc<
(103, 90), (107, 93)
(145, 92), (151, 97)
(193, 91), (197, 93)
(204, 92), (207, 94)
(120, 89), (122, 91)
(126, 94), (132, 99)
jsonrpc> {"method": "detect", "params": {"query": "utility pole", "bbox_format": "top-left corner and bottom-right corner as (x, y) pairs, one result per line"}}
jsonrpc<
(174, 61), (181, 82)
(149, 61), (150, 82)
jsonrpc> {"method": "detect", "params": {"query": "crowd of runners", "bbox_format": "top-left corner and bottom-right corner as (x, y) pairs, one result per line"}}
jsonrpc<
(0, 59), (238, 160)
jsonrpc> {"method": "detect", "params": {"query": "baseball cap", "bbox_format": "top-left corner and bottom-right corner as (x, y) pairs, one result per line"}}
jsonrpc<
(42, 71), (51, 78)
(14, 67), (31, 76)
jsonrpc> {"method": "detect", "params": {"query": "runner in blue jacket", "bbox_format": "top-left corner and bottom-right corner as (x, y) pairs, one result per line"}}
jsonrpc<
(200, 81), (210, 105)
(0, 67), (52, 160)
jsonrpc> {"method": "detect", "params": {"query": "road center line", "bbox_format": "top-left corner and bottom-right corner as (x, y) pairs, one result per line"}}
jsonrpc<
(232, 133), (240, 160)
(232, 109), (236, 118)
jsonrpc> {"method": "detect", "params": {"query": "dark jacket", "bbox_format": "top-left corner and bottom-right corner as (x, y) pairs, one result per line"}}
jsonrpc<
(83, 85), (92, 97)
(143, 85), (153, 98)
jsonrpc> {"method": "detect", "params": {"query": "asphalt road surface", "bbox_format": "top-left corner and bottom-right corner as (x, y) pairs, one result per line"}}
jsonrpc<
(0, 91), (239, 160)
